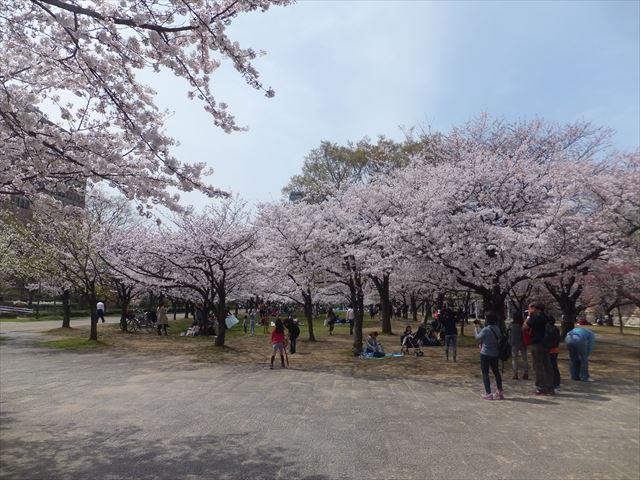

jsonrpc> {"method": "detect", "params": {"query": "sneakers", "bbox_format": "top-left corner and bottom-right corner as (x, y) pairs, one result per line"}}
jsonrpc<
(482, 393), (493, 400)
(522, 373), (529, 380)
(493, 389), (504, 400)
(534, 389), (554, 396)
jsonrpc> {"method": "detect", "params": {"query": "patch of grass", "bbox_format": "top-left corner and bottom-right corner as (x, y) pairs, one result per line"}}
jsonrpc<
(43, 326), (86, 336)
(0, 335), (8, 341)
(588, 325), (640, 336)
(41, 337), (109, 350)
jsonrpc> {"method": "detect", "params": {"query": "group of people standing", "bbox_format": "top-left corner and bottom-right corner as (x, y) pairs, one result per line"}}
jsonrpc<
(475, 301), (596, 400)
(269, 316), (301, 369)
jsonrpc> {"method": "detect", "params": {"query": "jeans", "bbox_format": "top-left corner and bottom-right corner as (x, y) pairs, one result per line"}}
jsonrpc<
(97, 309), (105, 323)
(531, 343), (554, 391)
(250, 320), (255, 335)
(566, 338), (590, 381)
(511, 345), (529, 375)
(290, 336), (298, 354)
(480, 354), (502, 394)
(444, 335), (457, 361)
(349, 320), (354, 335)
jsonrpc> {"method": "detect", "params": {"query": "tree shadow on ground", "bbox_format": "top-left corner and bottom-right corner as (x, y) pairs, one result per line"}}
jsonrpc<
(0, 420), (327, 480)
(504, 397), (560, 405)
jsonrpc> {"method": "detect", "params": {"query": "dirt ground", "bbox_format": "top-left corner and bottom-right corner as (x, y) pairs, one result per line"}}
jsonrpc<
(45, 316), (640, 385)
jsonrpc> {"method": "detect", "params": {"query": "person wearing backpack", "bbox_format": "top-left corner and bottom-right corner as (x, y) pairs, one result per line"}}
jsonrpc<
(526, 301), (555, 396)
(509, 312), (529, 380)
(474, 312), (504, 400)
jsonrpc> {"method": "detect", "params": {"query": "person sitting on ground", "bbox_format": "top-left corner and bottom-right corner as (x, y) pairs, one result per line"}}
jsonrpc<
(270, 319), (287, 369)
(365, 331), (385, 357)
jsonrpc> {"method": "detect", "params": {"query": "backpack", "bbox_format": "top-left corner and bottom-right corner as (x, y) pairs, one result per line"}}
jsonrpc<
(542, 320), (560, 349)
(490, 326), (511, 362)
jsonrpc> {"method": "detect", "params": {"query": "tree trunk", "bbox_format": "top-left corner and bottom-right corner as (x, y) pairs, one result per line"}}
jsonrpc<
(410, 295), (418, 322)
(61, 289), (71, 328)
(435, 292), (446, 312)
(460, 290), (471, 337)
(372, 273), (392, 334)
(423, 299), (432, 322)
(214, 290), (227, 347)
(616, 305), (624, 335)
(88, 290), (98, 341)
(348, 274), (365, 353)
(172, 299), (177, 321)
(481, 288), (507, 331)
(545, 279), (582, 339)
(303, 291), (316, 342)
(120, 299), (130, 332)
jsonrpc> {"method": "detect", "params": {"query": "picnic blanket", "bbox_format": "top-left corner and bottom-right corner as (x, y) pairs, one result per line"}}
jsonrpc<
(361, 352), (404, 359)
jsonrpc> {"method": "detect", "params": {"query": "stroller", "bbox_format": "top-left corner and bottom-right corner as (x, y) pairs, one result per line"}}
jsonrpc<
(425, 320), (443, 346)
(400, 324), (427, 356)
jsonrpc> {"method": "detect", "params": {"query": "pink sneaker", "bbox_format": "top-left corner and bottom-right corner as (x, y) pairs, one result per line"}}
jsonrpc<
(493, 389), (504, 400)
(482, 393), (493, 400)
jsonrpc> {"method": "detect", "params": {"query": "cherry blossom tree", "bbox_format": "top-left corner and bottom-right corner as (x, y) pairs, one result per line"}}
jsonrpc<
(254, 201), (332, 341)
(115, 197), (256, 345)
(392, 116), (637, 328)
(2, 191), (132, 338)
(1, 0), (290, 211)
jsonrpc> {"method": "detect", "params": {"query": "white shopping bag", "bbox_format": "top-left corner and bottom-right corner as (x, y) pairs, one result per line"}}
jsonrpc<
(225, 315), (239, 329)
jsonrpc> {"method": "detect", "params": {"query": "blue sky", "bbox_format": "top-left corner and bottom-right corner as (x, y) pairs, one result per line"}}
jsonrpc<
(153, 0), (640, 207)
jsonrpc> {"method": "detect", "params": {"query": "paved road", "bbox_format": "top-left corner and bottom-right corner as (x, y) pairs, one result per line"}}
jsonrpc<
(1, 330), (639, 480)
(0, 316), (121, 334)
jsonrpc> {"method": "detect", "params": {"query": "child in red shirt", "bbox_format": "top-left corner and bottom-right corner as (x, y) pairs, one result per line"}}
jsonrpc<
(270, 319), (287, 369)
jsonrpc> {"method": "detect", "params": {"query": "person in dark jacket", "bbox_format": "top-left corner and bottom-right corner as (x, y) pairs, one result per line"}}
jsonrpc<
(195, 303), (207, 335)
(440, 306), (458, 362)
(526, 301), (554, 395)
(289, 319), (300, 353)
(326, 308), (337, 335)
(548, 316), (561, 389)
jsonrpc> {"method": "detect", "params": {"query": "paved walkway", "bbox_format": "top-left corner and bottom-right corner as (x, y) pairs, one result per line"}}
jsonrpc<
(0, 315), (121, 334)
(1, 329), (639, 480)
